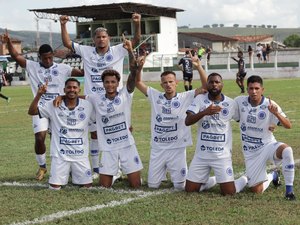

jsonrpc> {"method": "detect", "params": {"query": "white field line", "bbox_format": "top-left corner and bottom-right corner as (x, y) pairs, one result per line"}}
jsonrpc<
(9, 189), (172, 225)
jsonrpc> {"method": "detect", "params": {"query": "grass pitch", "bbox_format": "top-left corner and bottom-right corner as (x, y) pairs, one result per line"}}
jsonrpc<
(0, 78), (299, 225)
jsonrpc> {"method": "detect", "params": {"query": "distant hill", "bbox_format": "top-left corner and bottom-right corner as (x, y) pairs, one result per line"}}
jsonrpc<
(0, 28), (76, 50)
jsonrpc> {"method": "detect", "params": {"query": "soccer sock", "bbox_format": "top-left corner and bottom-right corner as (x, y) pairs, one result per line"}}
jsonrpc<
(199, 176), (217, 192)
(282, 147), (295, 194)
(36, 153), (46, 168)
(173, 181), (185, 191)
(262, 173), (273, 192)
(234, 175), (248, 193)
(0, 93), (8, 100)
(90, 139), (99, 172)
(184, 85), (188, 91)
(189, 85), (192, 90)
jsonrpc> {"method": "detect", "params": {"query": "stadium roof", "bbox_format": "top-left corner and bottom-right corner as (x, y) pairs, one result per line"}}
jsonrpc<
(179, 32), (238, 42)
(29, 2), (184, 22)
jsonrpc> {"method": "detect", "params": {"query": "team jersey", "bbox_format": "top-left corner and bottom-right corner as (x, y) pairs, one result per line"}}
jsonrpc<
(238, 57), (246, 74)
(234, 96), (285, 158)
(72, 42), (128, 95)
(38, 98), (94, 162)
(187, 93), (238, 159)
(178, 56), (193, 74)
(147, 87), (195, 150)
(26, 60), (72, 104)
(88, 87), (135, 151)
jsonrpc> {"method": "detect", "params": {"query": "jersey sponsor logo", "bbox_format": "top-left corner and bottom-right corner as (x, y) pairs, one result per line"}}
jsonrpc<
(91, 75), (102, 83)
(103, 122), (127, 134)
(153, 135), (178, 143)
(106, 134), (128, 144)
(92, 86), (105, 93)
(241, 134), (263, 144)
(41, 93), (59, 101)
(243, 144), (264, 152)
(60, 127), (84, 135)
(258, 111), (266, 120)
(222, 102), (229, 107)
(60, 137), (83, 145)
(60, 127), (68, 135)
(156, 114), (162, 123)
(247, 115), (256, 124)
(200, 145), (224, 152)
(91, 67), (98, 73)
(102, 116), (109, 124)
(242, 101), (248, 106)
(134, 156), (140, 165)
(260, 104), (267, 110)
(285, 164), (295, 170)
(202, 121), (210, 129)
(154, 124), (177, 134)
(67, 118), (77, 126)
(59, 148), (84, 156)
(162, 106), (171, 114)
(107, 103), (115, 113)
(201, 132), (225, 142)
(78, 107), (84, 111)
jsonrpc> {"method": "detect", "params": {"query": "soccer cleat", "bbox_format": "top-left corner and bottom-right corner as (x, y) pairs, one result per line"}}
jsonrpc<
(285, 192), (296, 201)
(92, 172), (99, 180)
(7, 97), (11, 103)
(272, 169), (281, 188)
(35, 167), (47, 181)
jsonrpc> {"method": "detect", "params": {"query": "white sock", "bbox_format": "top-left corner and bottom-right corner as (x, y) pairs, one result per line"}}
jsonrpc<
(234, 175), (248, 193)
(36, 154), (46, 166)
(199, 176), (217, 192)
(173, 182), (185, 191)
(282, 147), (295, 186)
(262, 173), (273, 192)
(90, 139), (99, 171)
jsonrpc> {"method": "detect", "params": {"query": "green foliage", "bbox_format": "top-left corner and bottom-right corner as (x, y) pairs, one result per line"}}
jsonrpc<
(0, 79), (300, 225)
(283, 34), (300, 47)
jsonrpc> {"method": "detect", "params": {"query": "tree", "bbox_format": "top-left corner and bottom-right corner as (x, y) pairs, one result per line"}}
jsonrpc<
(283, 34), (300, 47)
(233, 24), (239, 27)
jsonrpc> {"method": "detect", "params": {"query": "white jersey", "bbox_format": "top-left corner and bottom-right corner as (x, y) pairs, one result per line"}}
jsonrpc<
(147, 87), (195, 150)
(187, 93), (238, 159)
(234, 96), (285, 159)
(88, 87), (135, 151)
(26, 60), (72, 104)
(72, 42), (127, 95)
(38, 98), (93, 162)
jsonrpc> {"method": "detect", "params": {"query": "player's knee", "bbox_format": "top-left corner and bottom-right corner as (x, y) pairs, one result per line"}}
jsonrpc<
(185, 180), (200, 192)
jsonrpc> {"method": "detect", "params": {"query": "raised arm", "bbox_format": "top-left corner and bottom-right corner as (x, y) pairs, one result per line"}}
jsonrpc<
(28, 83), (47, 115)
(1, 30), (26, 68)
(59, 15), (73, 50)
(131, 13), (141, 48)
(191, 54), (208, 95)
(268, 98), (292, 129)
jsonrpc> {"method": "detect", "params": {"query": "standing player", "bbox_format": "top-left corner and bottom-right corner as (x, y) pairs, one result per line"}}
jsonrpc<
(135, 56), (212, 190)
(28, 78), (93, 190)
(231, 51), (247, 93)
(178, 50), (194, 91)
(59, 13), (141, 177)
(2, 31), (83, 180)
(235, 75), (295, 200)
(185, 73), (248, 195)
(0, 69), (10, 102)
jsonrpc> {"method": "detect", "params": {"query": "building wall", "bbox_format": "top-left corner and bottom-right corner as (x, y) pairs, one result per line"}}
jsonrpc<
(0, 42), (22, 55)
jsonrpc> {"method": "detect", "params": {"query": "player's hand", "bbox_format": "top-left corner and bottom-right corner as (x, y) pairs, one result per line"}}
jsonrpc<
(268, 124), (276, 132)
(122, 33), (133, 51)
(38, 81), (48, 95)
(205, 103), (222, 115)
(53, 95), (64, 107)
(60, 15), (69, 25)
(137, 55), (146, 71)
(267, 96), (278, 115)
(0, 29), (10, 43)
(132, 13), (141, 23)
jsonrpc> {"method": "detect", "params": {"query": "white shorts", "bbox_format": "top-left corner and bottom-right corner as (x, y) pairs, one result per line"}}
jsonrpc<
(187, 156), (235, 184)
(99, 144), (143, 176)
(245, 142), (282, 187)
(32, 115), (49, 134)
(148, 147), (187, 187)
(49, 156), (92, 186)
(89, 121), (97, 132)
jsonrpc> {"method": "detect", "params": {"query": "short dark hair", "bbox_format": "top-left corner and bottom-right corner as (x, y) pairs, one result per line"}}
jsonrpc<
(38, 44), (53, 55)
(101, 69), (120, 82)
(207, 72), (223, 81)
(247, 75), (263, 86)
(65, 77), (80, 87)
(160, 70), (176, 78)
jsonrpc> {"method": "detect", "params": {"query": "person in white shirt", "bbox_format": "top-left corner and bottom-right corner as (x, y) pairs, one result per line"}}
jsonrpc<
(185, 72), (248, 195)
(235, 75), (295, 200)
(59, 13), (141, 177)
(2, 31), (83, 180)
(135, 55), (210, 190)
(28, 78), (94, 190)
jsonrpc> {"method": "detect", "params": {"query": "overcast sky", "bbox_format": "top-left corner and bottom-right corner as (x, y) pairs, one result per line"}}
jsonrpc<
(1, 0), (299, 33)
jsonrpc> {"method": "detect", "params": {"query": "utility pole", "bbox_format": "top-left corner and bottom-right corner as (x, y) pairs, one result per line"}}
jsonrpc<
(35, 18), (40, 50)
(48, 22), (53, 47)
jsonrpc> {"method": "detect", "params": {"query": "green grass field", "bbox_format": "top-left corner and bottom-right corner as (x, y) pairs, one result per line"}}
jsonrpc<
(0, 78), (299, 225)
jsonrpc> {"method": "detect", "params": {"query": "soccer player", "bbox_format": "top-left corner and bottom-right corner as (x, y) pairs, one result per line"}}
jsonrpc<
(185, 73), (248, 195)
(59, 13), (141, 177)
(178, 50), (194, 91)
(235, 75), (296, 200)
(135, 55), (210, 190)
(28, 78), (93, 190)
(87, 39), (144, 188)
(231, 51), (247, 93)
(2, 31), (83, 180)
